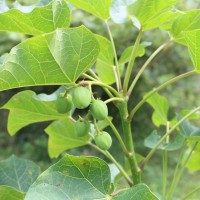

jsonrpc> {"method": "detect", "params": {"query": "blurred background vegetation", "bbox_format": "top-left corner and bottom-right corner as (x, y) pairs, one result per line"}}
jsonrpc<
(0, 0), (200, 199)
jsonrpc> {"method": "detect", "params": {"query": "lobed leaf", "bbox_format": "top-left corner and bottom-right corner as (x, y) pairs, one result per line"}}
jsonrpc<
(45, 119), (90, 158)
(128, 0), (179, 30)
(0, 26), (100, 91)
(0, 0), (71, 35)
(67, 0), (112, 20)
(0, 155), (40, 192)
(2, 90), (67, 135)
(113, 183), (158, 200)
(0, 186), (25, 200)
(25, 155), (111, 200)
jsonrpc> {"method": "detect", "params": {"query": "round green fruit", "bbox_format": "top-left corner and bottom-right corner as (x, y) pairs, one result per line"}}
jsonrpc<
(94, 131), (112, 151)
(56, 94), (73, 114)
(72, 87), (91, 109)
(74, 120), (90, 137)
(90, 100), (108, 120)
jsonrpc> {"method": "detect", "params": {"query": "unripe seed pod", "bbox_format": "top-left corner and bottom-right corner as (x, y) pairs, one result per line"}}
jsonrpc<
(72, 87), (91, 109)
(56, 94), (73, 114)
(74, 120), (90, 137)
(94, 131), (112, 151)
(90, 100), (108, 120)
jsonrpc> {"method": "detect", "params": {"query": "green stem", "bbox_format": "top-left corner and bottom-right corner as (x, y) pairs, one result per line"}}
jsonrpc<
(106, 117), (129, 156)
(167, 142), (198, 200)
(140, 106), (200, 169)
(162, 121), (170, 196)
(105, 20), (122, 91)
(128, 70), (197, 121)
(88, 69), (100, 80)
(127, 41), (171, 95)
(89, 142), (133, 186)
(83, 80), (120, 97)
(123, 28), (143, 93)
(181, 185), (200, 200)
(104, 97), (124, 104)
(119, 101), (141, 184)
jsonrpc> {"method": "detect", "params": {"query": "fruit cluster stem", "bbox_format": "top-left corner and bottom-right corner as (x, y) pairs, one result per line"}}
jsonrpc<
(118, 101), (141, 184)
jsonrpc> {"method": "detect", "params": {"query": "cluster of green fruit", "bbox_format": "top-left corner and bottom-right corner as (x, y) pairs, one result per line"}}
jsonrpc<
(56, 87), (112, 151)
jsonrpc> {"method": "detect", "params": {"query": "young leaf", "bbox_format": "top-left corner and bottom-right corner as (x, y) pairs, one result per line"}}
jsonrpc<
(145, 92), (169, 127)
(68, 0), (112, 20)
(95, 35), (115, 84)
(0, 0), (71, 35)
(25, 155), (111, 200)
(45, 119), (90, 158)
(144, 130), (184, 151)
(183, 30), (200, 72)
(113, 183), (158, 200)
(119, 42), (151, 65)
(2, 90), (67, 135)
(128, 0), (179, 30)
(185, 151), (200, 171)
(0, 155), (40, 192)
(0, 26), (99, 91)
(179, 116), (200, 141)
(171, 10), (200, 45)
(0, 186), (25, 200)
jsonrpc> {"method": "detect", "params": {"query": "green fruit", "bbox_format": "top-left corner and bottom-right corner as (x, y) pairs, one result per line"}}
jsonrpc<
(94, 131), (112, 150)
(74, 120), (90, 137)
(90, 100), (108, 120)
(72, 87), (91, 109)
(56, 94), (73, 114)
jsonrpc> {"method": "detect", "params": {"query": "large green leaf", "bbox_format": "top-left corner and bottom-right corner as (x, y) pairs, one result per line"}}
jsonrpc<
(128, 0), (179, 30)
(171, 10), (200, 45)
(95, 35), (115, 84)
(183, 30), (200, 71)
(2, 90), (67, 135)
(0, 186), (25, 200)
(45, 119), (90, 158)
(145, 92), (169, 127)
(0, 0), (71, 35)
(0, 26), (99, 91)
(68, 0), (112, 20)
(0, 155), (40, 192)
(113, 183), (158, 200)
(25, 155), (111, 200)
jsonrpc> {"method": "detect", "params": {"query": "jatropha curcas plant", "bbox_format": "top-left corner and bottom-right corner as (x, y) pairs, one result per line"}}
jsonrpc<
(0, 0), (200, 199)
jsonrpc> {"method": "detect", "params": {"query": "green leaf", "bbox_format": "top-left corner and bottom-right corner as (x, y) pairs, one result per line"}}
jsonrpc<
(95, 35), (115, 84)
(185, 151), (200, 171)
(0, 186), (25, 200)
(45, 119), (90, 158)
(2, 90), (67, 135)
(128, 0), (179, 30)
(144, 130), (184, 151)
(171, 10), (200, 45)
(183, 30), (200, 71)
(0, 26), (100, 91)
(113, 183), (158, 200)
(119, 42), (151, 65)
(0, 155), (40, 192)
(0, 0), (71, 35)
(25, 155), (111, 200)
(179, 116), (200, 141)
(68, 0), (112, 20)
(145, 92), (169, 127)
